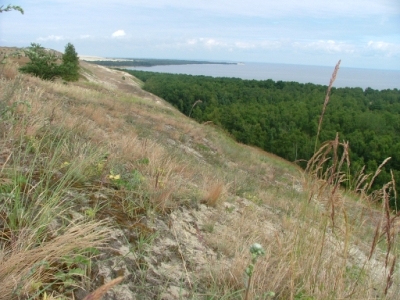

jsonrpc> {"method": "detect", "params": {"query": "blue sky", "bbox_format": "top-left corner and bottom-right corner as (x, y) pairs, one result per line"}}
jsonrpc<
(1, 0), (400, 69)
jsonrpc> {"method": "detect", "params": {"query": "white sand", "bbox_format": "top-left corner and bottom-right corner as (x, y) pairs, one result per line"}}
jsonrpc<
(79, 55), (130, 62)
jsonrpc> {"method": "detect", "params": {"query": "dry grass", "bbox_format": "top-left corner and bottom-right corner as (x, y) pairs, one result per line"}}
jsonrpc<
(0, 65), (119, 298)
(206, 174), (399, 299)
(202, 181), (224, 207)
(0, 222), (110, 300)
(1, 60), (399, 299)
(0, 62), (19, 80)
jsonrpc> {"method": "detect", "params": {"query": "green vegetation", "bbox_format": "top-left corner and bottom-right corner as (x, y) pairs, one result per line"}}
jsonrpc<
(19, 43), (80, 81)
(19, 43), (61, 80)
(60, 43), (80, 81)
(124, 69), (400, 209)
(244, 243), (275, 300)
(0, 4), (24, 14)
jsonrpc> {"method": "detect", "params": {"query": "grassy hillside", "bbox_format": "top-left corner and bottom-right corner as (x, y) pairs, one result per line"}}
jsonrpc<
(0, 56), (399, 299)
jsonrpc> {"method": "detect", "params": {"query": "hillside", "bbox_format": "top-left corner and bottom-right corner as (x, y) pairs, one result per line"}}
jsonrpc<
(0, 54), (399, 299)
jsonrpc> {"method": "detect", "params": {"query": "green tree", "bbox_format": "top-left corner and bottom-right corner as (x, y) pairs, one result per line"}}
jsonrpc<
(19, 42), (80, 81)
(19, 43), (61, 80)
(60, 43), (80, 81)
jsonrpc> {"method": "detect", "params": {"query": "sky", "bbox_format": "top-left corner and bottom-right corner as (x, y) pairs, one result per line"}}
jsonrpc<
(1, 0), (400, 70)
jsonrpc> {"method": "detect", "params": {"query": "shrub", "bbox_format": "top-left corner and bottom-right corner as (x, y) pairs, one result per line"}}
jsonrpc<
(19, 42), (80, 81)
(19, 43), (61, 80)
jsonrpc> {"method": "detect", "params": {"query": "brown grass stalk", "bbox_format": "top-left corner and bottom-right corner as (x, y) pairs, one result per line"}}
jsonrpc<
(390, 170), (397, 212)
(315, 59), (341, 152)
(385, 256), (396, 296)
(83, 276), (124, 300)
(367, 157), (392, 192)
(189, 99), (202, 117)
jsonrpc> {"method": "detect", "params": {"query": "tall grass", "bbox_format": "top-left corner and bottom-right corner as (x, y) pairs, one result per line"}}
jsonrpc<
(205, 134), (399, 299)
(0, 66), (112, 298)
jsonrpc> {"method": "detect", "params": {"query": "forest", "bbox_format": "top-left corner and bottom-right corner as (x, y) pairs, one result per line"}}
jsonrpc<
(124, 69), (400, 208)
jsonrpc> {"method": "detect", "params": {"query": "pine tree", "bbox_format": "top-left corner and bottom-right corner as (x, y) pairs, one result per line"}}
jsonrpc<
(61, 43), (80, 81)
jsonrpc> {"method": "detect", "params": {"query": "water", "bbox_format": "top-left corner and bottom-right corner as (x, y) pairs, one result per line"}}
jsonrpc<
(127, 62), (400, 90)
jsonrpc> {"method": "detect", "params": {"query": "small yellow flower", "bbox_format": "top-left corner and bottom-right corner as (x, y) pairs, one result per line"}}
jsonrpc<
(108, 173), (120, 180)
(60, 161), (70, 168)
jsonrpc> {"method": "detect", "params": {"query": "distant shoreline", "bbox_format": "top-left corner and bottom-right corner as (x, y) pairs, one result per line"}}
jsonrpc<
(81, 57), (235, 67)
(124, 62), (400, 90)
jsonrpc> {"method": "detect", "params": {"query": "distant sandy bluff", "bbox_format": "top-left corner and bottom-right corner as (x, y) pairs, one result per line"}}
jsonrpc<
(78, 55), (130, 62)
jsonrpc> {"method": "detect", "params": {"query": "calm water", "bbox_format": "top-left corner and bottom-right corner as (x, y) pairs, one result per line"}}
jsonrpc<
(128, 62), (400, 90)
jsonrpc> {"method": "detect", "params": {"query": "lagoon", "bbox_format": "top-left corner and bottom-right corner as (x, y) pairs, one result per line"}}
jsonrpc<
(128, 62), (400, 90)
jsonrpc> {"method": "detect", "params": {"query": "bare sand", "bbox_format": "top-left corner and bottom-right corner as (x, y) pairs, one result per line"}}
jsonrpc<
(78, 55), (130, 62)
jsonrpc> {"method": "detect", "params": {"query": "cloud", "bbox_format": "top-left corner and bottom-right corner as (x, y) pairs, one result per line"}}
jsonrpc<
(112, 30), (126, 38)
(202, 38), (226, 49)
(235, 41), (256, 49)
(37, 35), (66, 41)
(292, 40), (355, 53)
(80, 34), (91, 39)
(186, 39), (197, 46)
(182, 38), (227, 49)
(368, 41), (391, 51)
(366, 41), (400, 57)
(162, 37), (357, 55)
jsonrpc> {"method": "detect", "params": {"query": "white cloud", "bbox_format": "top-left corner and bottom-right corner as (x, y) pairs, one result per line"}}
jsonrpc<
(186, 39), (197, 45)
(293, 40), (355, 53)
(80, 34), (91, 39)
(37, 35), (66, 41)
(112, 30), (126, 38)
(206, 40), (217, 47)
(366, 41), (400, 57)
(368, 41), (391, 51)
(203, 38), (225, 48)
(235, 41), (256, 49)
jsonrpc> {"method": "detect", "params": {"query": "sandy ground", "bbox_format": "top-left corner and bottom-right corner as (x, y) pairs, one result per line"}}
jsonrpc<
(79, 55), (131, 62)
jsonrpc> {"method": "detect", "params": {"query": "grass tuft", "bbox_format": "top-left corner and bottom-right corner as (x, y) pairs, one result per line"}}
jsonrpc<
(203, 181), (224, 207)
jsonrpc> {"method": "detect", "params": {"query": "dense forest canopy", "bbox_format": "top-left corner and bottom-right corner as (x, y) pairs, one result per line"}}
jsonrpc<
(124, 69), (400, 208)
